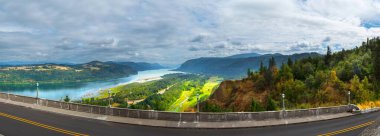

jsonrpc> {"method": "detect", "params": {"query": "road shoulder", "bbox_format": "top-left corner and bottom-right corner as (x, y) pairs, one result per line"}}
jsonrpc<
(360, 115), (380, 136)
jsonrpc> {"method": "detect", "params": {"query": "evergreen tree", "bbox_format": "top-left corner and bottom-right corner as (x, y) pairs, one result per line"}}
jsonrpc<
(259, 60), (266, 74)
(373, 39), (380, 81)
(266, 98), (277, 111)
(287, 57), (293, 67)
(367, 38), (369, 46)
(251, 99), (264, 112)
(247, 68), (252, 78)
(325, 46), (332, 66)
(265, 57), (278, 92)
(64, 95), (70, 102)
(269, 57), (276, 70)
(279, 64), (293, 81)
(372, 38), (380, 96)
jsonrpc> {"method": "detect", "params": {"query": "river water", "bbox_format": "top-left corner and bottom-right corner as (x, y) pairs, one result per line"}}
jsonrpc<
(0, 69), (180, 100)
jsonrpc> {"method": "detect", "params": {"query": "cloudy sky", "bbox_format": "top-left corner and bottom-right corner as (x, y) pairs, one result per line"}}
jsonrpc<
(1, 0), (380, 65)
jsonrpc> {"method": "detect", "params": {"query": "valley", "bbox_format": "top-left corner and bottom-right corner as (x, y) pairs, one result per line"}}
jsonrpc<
(84, 73), (222, 112)
(0, 68), (173, 100)
(2, 38), (380, 113)
(4, 1), (380, 135)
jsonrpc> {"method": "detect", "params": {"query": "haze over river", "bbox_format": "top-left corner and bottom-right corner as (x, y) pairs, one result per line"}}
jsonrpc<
(0, 69), (180, 100)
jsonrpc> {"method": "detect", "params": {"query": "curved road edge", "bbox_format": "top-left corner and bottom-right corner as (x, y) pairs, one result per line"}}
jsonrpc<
(1, 98), (373, 129)
(360, 109), (380, 136)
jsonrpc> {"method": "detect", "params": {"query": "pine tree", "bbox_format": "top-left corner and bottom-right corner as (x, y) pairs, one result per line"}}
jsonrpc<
(264, 57), (278, 92)
(367, 38), (369, 46)
(287, 57), (293, 67)
(325, 46), (332, 66)
(372, 38), (380, 96)
(247, 68), (252, 78)
(259, 60), (266, 74)
(266, 98), (277, 111)
(269, 57), (276, 70)
(374, 41), (380, 80)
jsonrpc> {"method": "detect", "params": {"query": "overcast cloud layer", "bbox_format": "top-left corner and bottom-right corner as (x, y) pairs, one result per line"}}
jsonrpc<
(1, 0), (380, 65)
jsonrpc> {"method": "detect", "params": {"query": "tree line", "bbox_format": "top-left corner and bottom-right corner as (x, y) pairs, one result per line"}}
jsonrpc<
(204, 37), (380, 112)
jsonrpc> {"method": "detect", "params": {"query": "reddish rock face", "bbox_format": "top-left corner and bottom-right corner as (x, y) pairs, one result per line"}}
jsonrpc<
(204, 79), (268, 112)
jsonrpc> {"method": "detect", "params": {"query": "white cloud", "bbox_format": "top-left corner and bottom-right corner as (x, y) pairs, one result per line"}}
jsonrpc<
(0, 25), (35, 33)
(0, 0), (380, 64)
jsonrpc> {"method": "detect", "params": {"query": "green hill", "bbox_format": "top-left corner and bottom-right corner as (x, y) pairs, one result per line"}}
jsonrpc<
(226, 52), (261, 58)
(176, 52), (320, 79)
(0, 61), (163, 84)
(202, 37), (380, 112)
(112, 61), (165, 71)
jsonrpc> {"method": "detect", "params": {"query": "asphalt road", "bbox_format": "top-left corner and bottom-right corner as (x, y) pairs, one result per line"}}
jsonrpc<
(0, 102), (379, 136)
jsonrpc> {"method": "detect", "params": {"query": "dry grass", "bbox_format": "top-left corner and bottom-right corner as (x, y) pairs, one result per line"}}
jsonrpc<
(357, 101), (380, 110)
(0, 65), (71, 71)
(1, 66), (31, 70)
(53, 66), (71, 70)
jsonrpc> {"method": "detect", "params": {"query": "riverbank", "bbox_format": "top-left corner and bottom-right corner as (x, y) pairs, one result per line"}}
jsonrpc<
(1, 69), (180, 101)
(136, 77), (162, 83)
(92, 69), (181, 99)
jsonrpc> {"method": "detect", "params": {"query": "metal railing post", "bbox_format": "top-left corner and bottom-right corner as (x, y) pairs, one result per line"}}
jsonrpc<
(36, 82), (39, 105)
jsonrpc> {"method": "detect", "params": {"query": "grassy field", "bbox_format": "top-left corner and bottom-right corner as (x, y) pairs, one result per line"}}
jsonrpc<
(85, 74), (222, 111)
(167, 77), (221, 112)
(96, 82), (151, 99)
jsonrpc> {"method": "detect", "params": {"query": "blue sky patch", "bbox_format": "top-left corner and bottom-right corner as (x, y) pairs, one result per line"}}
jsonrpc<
(361, 15), (380, 28)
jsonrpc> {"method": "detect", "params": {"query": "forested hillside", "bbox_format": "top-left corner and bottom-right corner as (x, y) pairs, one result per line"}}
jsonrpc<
(202, 37), (380, 112)
(0, 61), (162, 84)
(226, 52), (261, 58)
(176, 53), (320, 79)
(113, 61), (165, 71)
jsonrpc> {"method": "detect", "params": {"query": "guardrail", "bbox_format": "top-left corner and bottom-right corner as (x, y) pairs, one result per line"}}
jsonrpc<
(0, 92), (350, 122)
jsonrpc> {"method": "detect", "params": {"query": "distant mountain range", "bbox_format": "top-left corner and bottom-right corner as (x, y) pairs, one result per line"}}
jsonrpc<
(0, 61), (74, 66)
(176, 52), (321, 79)
(0, 61), (165, 71)
(113, 62), (166, 71)
(225, 52), (261, 58)
(74, 61), (138, 78)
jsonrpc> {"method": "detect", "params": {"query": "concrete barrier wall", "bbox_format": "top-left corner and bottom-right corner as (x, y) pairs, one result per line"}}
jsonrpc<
(0, 92), (350, 122)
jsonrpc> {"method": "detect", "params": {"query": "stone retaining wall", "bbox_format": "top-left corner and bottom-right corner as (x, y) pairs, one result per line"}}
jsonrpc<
(0, 92), (350, 122)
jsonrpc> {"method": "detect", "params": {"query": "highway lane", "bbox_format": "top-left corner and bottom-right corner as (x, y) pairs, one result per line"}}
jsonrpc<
(0, 102), (379, 136)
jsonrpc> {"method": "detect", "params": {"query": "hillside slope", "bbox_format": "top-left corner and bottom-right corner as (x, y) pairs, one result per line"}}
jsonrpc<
(176, 53), (320, 79)
(226, 52), (261, 58)
(201, 38), (380, 112)
(0, 61), (142, 84)
(113, 61), (165, 71)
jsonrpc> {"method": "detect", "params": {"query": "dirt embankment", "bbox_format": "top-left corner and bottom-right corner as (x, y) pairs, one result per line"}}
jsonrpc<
(203, 79), (268, 112)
